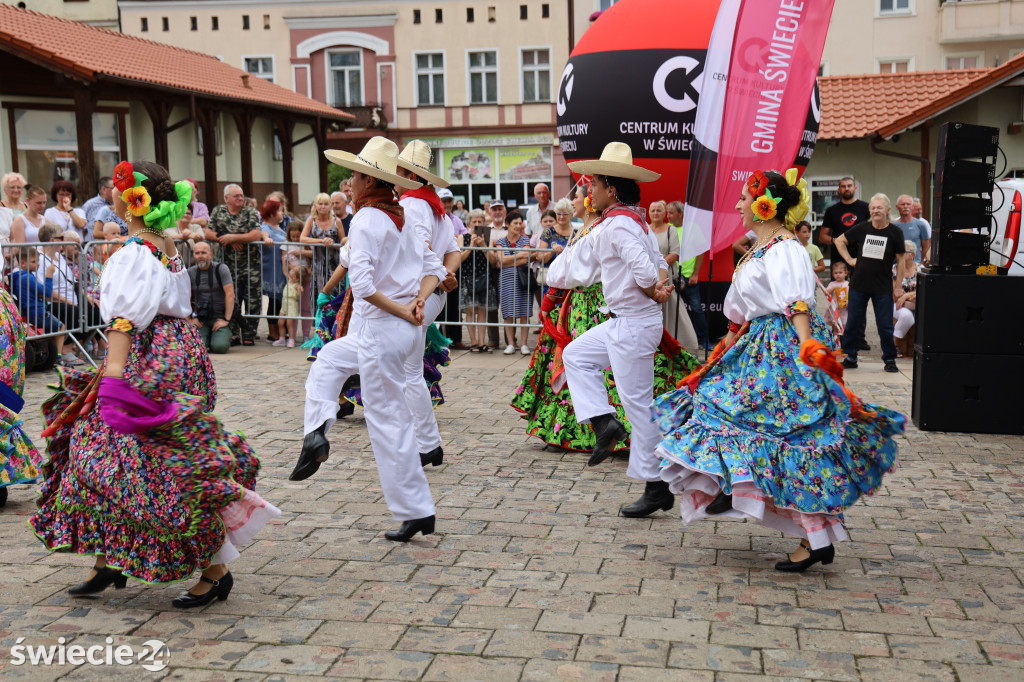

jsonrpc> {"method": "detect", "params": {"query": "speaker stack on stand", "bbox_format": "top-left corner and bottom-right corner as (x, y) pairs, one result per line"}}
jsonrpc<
(912, 122), (1024, 434)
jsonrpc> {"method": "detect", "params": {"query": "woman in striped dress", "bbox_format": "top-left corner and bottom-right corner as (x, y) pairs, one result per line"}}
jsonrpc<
(492, 210), (533, 355)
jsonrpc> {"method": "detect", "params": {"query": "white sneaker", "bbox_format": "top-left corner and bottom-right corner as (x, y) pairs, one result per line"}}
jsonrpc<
(503, 344), (516, 355)
(272, 338), (286, 347)
(521, 344), (530, 355)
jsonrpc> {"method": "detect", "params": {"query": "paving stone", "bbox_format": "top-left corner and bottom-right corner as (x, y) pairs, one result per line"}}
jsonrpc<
(710, 622), (798, 649)
(574, 635), (670, 667)
(422, 653), (526, 681)
(484, 631), (579, 660)
(667, 642), (762, 674)
(395, 626), (491, 655)
(233, 643), (343, 675)
(761, 648), (859, 681)
(855, 657), (955, 681)
(328, 648), (434, 679)
(452, 605), (541, 630)
(520, 658), (619, 681)
(306, 620), (406, 649)
(367, 601), (460, 627)
(220, 616), (321, 644)
(798, 628), (891, 656)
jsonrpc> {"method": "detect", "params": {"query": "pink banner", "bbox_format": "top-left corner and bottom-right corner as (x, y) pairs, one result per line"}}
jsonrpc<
(710, 0), (834, 254)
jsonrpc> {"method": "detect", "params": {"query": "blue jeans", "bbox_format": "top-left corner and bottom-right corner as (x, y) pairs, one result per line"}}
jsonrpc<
(678, 279), (708, 345)
(842, 289), (897, 363)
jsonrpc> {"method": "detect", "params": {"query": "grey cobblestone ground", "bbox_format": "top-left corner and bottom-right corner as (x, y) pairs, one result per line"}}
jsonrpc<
(1, 340), (1021, 681)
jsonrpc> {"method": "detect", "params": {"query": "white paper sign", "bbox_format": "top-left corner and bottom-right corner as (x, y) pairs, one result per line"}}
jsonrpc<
(862, 234), (887, 260)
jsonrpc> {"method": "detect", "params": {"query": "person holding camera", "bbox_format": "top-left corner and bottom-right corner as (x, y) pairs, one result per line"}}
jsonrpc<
(187, 241), (235, 354)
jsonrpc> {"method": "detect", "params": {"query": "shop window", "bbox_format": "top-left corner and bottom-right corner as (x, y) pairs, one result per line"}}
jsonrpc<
(521, 48), (550, 103)
(242, 15), (250, 30)
(414, 9), (421, 24)
(415, 53), (445, 106)
(140, 17), (148, 32)
(11, 108), (122, 187)
(329, 50), (363, 109)
(468, 50), (498, 104)
(244, 56), (275, 83)
(467, 7), (474, 22)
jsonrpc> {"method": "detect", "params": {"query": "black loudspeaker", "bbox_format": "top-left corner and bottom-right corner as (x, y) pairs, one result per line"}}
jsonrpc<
(912, 271), (1024, 434)
(932, 122), (998, 271)
(915, 272), (1024, 355)
(912, 353), (1024, 434)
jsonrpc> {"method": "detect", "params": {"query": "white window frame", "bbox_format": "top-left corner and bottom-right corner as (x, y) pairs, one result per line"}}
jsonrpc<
(519, 46), (552, 104)
(943, 51), (985, 70)
(465, 48), (500, 105)
(326, 48), (366, 109)
(877, 0), (914, 17)
(412, 50), (447, 107)
(242, 54), (275, 83)
(875, 56), (914, 74)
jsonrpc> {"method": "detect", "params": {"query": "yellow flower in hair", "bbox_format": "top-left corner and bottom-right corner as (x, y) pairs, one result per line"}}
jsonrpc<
(122, 186), (151, 217)
(752, 194), (778, 222)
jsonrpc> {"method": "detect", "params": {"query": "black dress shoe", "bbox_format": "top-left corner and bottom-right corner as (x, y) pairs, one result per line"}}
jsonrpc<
(337, 401), (355, 419)
(859, 339), (871, 351)
(385, 515), (436, 542)
(705, 490), (733, 515)
(884, 361), (899, 373)
(774, 544), (835, 572)
(420, 446), (444, 467)
(841, 357), (858, 369)
(620, 480), (674, 518)
(289, 423), (330, 481)
(0, 487), (7, 508)
(172, 572), (233, 608)
(68, 567), (127, 596)
(588, 415), (627, 467)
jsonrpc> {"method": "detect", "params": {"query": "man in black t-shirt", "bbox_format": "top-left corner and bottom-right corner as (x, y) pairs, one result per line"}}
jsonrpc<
(834, 195), (906, 372)
(819, 176), (870, 268)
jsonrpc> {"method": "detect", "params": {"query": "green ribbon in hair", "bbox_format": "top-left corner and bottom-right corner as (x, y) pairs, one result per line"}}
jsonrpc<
(143, 180), (193, 232)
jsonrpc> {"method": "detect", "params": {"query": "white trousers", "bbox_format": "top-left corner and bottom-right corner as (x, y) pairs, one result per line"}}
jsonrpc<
(304, 333), (358, 437)
(405, 291), (446, 453)
(893, 306), (914, 340)
(563, 314), (664, 482)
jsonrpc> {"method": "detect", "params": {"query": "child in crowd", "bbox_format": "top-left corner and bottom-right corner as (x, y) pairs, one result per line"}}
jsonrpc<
(282, 222), (314, 338)
(273, 265), (307, 348)
(796, 221), (826, 274)
(824, 260), (850, 338)
(8, 248), (77, 365)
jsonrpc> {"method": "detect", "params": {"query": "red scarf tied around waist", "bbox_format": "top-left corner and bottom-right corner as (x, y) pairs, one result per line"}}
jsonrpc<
(401, 186), (445, 219)
(355, 187), (404, 231)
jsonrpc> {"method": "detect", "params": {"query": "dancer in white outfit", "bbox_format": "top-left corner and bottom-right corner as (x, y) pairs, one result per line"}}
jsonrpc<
(562, 142), (676, 518)
(290, 137), (447, 542)
(395, 140), (462, 467)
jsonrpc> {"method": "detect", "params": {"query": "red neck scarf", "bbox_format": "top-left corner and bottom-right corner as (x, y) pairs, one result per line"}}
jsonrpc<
(401, 186), (445, 218)
(354, 187), (404, 231)
(596, 202), (649, 233)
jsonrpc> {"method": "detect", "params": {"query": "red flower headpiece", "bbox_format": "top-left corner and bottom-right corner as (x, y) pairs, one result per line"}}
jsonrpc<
(113, 161), (136, 193)
(747, 170), (770, 199)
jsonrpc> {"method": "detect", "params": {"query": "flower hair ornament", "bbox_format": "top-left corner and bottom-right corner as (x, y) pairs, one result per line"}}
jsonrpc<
(583, 182), (599, 214)
(112, 161), (193, 233)
(745, 168), (811, 227)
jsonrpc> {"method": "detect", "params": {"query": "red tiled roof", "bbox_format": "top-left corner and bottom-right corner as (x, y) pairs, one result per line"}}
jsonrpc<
(0, 5), (352, 122)
(820, 49), (1024, 140)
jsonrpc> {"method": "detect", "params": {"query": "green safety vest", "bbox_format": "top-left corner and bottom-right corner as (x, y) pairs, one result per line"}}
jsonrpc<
(676, 224), (697, 278)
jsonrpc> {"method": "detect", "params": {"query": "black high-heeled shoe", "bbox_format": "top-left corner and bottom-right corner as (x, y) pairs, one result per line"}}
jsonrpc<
(420, 446), (444, 467)
(337, 401), (355, 419)
(385, 515), (436, 542)
(706, 491), (733, 515)
(588, 415), (627, 467)
(289, 423), (330, 481)
(68, 567), (127, 596)
(0, 487), (7, 508)
(774, 544), (835, 572)
(171, 571), (233, 609)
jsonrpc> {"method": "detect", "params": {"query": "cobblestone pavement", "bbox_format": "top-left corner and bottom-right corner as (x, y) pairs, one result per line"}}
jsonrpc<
(1, 341), (1022, 681)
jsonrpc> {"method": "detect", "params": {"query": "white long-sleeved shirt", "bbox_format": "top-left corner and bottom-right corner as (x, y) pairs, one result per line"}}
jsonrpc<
(593, 214), (665, 319)
(399, 196), (461, 263)
(100, 241), (192, 328)
(725, 237), (816, 324)
(347, 206), (447, 320)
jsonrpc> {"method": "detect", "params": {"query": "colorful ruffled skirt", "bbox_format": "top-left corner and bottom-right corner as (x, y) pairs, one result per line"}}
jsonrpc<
(30, 316), (280, 584)
(0, 289), (42, 493)
(345, 324), (452, 407)
(512, 284), (698, 452)
(652, 312), (904, 549)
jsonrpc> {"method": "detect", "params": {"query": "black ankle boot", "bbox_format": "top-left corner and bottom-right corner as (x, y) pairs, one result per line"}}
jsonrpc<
(588, 414), (627, 467)
(385, 515), (436, 542)
(706, 490), (733, 515)
(420, 446), (443, 467)
(289, 423), (330, 481)
(620, 480), (674, 518)
(336, 401), (355, 419)
(171, 572), (234, 608)
(68, 566), (127, 596)
(775, 544), (835, 572)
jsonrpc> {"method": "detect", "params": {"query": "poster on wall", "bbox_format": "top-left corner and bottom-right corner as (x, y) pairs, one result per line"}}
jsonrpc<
(498, 147), (553, 181)
(444, 149), (494, 182)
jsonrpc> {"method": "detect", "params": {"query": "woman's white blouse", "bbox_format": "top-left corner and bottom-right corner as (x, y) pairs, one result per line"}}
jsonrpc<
(99, 242), (192, 329)
(724, 238), (817, 324)
(544, 222), (605, 289)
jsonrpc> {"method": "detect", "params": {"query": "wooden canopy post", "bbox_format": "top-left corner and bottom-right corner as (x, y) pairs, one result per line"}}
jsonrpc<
(143, 100), (170, 169)
(73, 89), (97, 201)
(276, 119), (295, 209)
(313, 117), (329, 192)
(197, 107), (219, 203)
(233, 112), (255, 199)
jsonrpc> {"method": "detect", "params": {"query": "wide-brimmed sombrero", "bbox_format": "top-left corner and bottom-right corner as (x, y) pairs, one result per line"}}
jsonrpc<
(325, 137), (422, 190)
(396, 140), (449, 188)
(566, 142), (660, 182)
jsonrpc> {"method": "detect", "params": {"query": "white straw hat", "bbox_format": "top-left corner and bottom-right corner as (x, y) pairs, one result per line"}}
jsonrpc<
(324, 137), (423, 191)
(566, 142), (660, 182)
(396, 140), (449, 188)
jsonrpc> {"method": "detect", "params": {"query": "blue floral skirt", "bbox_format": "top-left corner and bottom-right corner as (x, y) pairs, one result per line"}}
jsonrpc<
(652, 312), (904, 549)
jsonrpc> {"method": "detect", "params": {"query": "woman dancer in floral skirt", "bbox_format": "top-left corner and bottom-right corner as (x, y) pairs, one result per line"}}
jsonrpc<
(512, 182), (697, 451)
(31, 160), (280, 606)
(652, 169), (904, 572)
